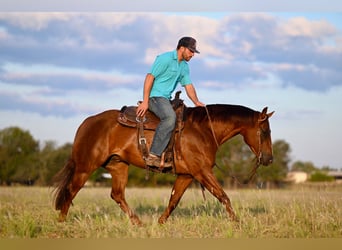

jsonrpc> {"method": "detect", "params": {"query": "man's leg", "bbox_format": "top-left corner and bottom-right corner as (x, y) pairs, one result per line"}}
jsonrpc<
(146, 97), (176, 166)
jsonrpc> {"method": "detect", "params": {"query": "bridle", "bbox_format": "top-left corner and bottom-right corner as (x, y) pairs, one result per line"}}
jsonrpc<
(205, 106), (263, 185)
(256, 129), (262, 165)
(205, 106), (263, 159)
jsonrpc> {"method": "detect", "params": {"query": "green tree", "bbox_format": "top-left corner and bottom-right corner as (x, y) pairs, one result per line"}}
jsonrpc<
(309, 171), (334, 182)
(0, 127), (39, 185)
(257, 140), (290, 188)
(215, 138), (291, 188)
(37, 141), (72, 185)
(126, 166), (176, 187)
(291, 161), (317, 173)
(215, 135), (256, 187)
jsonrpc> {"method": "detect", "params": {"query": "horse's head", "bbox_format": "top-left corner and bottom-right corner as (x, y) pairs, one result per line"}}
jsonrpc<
(243, 107), (274, 166)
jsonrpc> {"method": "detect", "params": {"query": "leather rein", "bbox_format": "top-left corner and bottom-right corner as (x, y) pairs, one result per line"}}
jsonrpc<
(204, 106), (262, 185)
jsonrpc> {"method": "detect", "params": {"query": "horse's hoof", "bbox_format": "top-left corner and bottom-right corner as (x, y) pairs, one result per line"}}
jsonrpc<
(57, 214), (66, 222)
(130, 216), (143, 226)
(158, 216), (167, 224)
(230, 214), (240, 223)
(233, 217), (240, 223)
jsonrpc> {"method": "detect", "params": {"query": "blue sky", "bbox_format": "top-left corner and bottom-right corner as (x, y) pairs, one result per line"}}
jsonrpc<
(0, 11), (341, 168)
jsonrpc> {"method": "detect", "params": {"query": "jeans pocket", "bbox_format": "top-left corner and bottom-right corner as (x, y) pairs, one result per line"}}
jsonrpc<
(150, 97), (157, 105)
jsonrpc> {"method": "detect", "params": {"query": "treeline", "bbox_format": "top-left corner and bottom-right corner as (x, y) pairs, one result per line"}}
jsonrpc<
(0, 126), (335, 187)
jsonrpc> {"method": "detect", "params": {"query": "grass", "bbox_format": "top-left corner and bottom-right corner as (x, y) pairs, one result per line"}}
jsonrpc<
(0, 185), (341, 238)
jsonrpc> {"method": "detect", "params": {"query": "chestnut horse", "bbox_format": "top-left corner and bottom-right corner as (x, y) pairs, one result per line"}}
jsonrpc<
(53, 104), (274, 225)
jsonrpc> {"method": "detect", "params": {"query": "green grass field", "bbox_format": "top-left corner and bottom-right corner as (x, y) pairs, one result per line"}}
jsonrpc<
(0, 185), (341, 238)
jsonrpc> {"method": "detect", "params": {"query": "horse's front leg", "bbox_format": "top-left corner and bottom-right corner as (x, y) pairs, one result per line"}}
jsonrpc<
(158, 174), (193, 224)
(195, 170), (238, 222)
(106, 161), (142, 226)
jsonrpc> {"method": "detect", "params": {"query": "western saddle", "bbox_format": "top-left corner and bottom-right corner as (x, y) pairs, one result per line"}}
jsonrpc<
(117, 91), (185, 173)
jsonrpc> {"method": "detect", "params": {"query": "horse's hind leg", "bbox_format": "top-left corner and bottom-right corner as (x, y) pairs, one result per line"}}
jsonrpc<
(106, 160), (142, 226)
(158, 174), (193, 224)
(54, 159), (93, 222)
(195, 170), (238, 222)
(61, 172), (92, 221)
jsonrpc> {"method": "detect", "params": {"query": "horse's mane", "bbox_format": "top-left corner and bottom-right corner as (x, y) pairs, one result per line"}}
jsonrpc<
(186, 104), (256, 124)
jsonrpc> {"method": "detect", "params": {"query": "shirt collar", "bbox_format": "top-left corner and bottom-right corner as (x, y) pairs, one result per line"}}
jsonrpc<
(172, 50), (178, 60)
(173, 49), (186, 64)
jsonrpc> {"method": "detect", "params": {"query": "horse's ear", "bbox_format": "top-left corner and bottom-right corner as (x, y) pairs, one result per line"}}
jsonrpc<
(259, 107), (274, 122)
(267, 111), (275, 118)
(261, 107), (268, 115)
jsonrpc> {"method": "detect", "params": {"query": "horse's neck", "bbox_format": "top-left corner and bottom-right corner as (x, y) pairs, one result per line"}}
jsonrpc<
(209, 107), (254, 145)
(212, 117), (242, 145)
(186, 105), (254, 145)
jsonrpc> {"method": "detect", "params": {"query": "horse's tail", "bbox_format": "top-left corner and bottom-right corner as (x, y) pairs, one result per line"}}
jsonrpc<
(52, 158), (75, 210)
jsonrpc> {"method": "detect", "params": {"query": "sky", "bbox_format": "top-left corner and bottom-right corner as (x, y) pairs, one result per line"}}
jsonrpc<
(0, 6), (342, 169)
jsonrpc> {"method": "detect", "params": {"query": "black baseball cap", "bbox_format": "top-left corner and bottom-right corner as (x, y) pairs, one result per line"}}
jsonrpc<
(177, 37), (200, 54)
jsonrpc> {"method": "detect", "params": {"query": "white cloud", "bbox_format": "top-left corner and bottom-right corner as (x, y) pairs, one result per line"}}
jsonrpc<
(1, 12), (342, 114)
(1, 63), (142, 90)
(0, 12), (71, 30)
(0, 12), (342, 168)
(280, 17), (336, 38)
(87, 12), (145, 29)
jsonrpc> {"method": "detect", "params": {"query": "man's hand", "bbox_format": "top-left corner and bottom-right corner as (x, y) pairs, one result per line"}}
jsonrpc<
(184, 84), (205, 107)
(194, 101), (205, 107)
(136, 101), (149, 117)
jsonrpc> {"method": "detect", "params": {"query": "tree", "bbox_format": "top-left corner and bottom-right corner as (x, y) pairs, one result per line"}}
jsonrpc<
(0, 127), (40, 185)
(215, 135), (256, 187)
(37, 141), (72, 185)
(215, 138), (291, 188)
(0, 126), (292, 188)
(291, 161), (317, 173)
(257, 140), (290, 188)
(309, 171), (334, 182)
(127, 166), (177, 187)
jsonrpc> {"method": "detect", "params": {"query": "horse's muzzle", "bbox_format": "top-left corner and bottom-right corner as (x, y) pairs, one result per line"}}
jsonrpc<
(261, 154), (273, 166)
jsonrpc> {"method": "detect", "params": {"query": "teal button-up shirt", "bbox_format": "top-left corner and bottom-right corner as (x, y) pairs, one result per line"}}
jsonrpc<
(149, 50), (192, 99)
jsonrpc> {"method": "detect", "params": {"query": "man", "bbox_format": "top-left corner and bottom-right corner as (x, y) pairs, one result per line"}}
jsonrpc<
(136, 36), (205, 167)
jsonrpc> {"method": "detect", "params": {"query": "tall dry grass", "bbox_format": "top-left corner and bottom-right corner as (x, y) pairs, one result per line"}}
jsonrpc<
(0, 185), (341, 238)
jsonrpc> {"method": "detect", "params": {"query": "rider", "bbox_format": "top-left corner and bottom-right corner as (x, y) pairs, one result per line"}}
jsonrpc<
(136, 36), (205, 167)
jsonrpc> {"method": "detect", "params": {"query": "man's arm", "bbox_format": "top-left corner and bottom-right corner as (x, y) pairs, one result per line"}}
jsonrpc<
(184, 84), (205, 107)
(136, 73), (155, 117)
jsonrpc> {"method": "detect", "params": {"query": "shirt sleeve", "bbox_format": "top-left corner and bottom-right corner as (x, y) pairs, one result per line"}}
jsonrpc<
(149, 55), (168, 78)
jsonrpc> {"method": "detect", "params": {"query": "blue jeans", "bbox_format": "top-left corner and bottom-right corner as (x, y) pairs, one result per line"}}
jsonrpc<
(148, 97), (176, 156)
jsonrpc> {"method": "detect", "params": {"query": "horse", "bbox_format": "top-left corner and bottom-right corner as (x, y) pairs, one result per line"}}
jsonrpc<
(53, 103), (274, 225)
